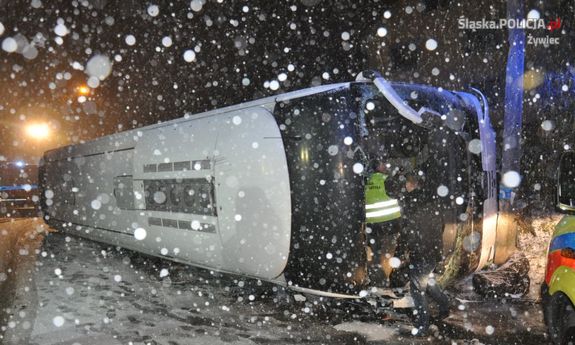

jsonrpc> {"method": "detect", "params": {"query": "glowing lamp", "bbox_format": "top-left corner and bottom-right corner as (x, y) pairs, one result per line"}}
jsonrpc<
(25, 123), (51, 140)
(77, 85), (91, 95)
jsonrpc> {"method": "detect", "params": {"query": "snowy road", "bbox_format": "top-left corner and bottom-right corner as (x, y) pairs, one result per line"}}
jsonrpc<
(0, 218), (550, 345)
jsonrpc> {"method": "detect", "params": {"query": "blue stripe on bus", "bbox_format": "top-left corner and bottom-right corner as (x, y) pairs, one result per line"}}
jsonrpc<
(0, 184), (38, 191)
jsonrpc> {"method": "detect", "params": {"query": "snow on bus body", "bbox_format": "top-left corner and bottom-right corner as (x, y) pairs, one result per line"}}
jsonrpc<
(40, 80), (497, 299)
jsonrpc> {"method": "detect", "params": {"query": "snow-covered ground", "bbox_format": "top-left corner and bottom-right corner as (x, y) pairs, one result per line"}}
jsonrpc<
(0, 217), (558, 344)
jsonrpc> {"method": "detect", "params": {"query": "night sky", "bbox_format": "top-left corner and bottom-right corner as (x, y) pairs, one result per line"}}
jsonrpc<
(1, 0), (382, 162)
(0, 0), (573, 166)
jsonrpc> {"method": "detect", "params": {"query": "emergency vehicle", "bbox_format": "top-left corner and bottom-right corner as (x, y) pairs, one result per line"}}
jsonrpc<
(543, 150), (575, 344)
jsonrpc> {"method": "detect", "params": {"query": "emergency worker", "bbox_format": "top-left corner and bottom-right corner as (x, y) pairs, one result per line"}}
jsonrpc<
(386, 172), (450, 334)
(364, 160), (402, 284)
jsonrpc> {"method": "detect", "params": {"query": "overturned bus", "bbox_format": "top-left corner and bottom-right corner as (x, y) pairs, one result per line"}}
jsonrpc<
(39, 74), (499, 307)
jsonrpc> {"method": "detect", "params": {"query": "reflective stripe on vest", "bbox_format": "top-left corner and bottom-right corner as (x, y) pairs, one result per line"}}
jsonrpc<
(365, 173), (401, 224)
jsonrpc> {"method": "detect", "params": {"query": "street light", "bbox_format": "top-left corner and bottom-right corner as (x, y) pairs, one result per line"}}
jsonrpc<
(25, 123), (50, 140)
(77, 85), (90, 96)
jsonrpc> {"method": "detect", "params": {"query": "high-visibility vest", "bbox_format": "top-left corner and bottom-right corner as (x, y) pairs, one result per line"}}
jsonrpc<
(365, 172), (401, 224)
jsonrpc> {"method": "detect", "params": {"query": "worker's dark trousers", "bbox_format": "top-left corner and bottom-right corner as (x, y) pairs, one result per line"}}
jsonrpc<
(403, 211), (450, 333)
(366, 219), (401, 281)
